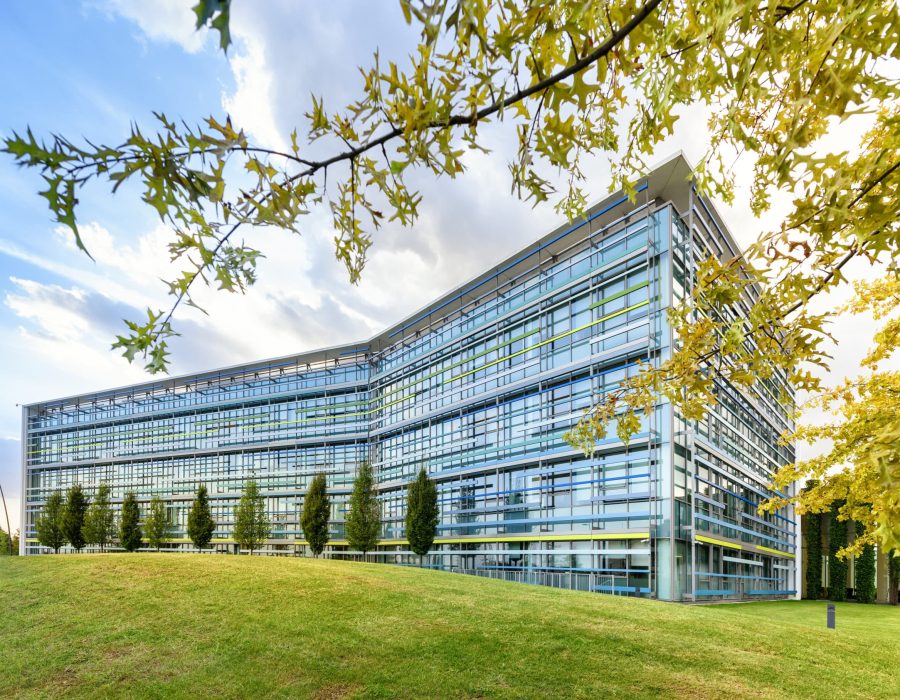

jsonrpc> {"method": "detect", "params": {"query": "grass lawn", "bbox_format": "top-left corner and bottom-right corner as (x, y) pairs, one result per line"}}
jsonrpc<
(0, 555), (896, 699)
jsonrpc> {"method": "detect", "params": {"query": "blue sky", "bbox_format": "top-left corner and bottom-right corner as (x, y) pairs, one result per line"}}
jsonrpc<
(0, 1), (883, 533)
(0, 1), (236, 529)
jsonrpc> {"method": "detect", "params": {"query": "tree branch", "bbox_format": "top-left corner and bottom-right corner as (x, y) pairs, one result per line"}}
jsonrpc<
(155, 0), (664, 343)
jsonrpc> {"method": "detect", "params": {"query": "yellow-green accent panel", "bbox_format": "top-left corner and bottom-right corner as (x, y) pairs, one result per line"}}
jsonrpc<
(424, 532), (650, 545)
(755, 544), (795, 559)
(695, 534), (742, 550)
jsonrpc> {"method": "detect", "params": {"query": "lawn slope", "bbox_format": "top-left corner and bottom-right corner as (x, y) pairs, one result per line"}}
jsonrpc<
(0, 555), (896, 699)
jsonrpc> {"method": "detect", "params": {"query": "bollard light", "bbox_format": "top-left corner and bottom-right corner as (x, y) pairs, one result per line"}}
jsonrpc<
(827, 603), (836, 629)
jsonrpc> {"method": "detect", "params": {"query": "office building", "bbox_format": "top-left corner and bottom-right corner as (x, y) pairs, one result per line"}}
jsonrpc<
(21, 155), (797, 601)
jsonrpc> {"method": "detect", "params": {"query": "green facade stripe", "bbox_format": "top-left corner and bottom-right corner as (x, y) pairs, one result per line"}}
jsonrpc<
(587, 280), (649, 309)
(29, 250), (651, 457)
(445, 300), (649, 384)
(370, 240), (649, 384)
(30, 300), (649, 458)
(380, 327), (542, 398)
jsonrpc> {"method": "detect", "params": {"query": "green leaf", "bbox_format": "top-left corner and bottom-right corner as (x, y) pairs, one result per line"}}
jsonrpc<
(192, 0), (231, 52)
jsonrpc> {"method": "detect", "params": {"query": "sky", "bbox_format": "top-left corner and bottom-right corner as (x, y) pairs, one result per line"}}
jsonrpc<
(0, 1), (887, 533)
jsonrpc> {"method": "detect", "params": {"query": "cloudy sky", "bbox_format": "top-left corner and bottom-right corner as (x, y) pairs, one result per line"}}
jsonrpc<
(0, 1), (885, 532)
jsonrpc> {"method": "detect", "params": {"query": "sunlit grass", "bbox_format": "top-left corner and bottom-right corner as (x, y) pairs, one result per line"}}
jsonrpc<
(1, 555), (896, 699)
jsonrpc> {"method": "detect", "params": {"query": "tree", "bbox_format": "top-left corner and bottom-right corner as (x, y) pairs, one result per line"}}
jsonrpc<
(187, 484), (216, 550)
(83, 483), (116, 551)
(62, 484), (88, 552)
(406, 468), (439, 558)
(119, 492), (143, 552)
(828, 503), (848, 602)
(233, 480), (270, 555)
(761, 352), (900, 560)
(890, 551), (900, 606)
(804, 510), (822, 601)
(4, 1), (899, 548)
(301, 473), (330, 557)
(346, 462), (380, 559)
(854, 522), (876, 604)
(0, 528), (19, 555)
(144, 496), (171, 552)
(36, 490), (66, 553)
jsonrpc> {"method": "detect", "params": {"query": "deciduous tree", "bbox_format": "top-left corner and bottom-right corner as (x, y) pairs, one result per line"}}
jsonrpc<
(119, 492), (143, 552)
(855, 522), (876, 604)
(144, 496), (172, 552)
(187, 484), (216, 550)
(36, 490), (66, 553)
(62, 484), (88, 552)
(406, 468), (439, 558)
(83, 483), (117, 551)
(890, 551), (900, 605)
(301, 473), (330, 557)
(346, 462), (380, 559)
(233, 480), (270, 555)
(0, 528), (19, 556)
(828, 503), (848, 602)
(804, 509), (822, 601)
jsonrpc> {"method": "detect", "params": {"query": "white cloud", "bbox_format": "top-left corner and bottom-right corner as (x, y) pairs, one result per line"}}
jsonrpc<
(97, 0), (207, 54)
(0, 227), (166, 312)
(220, 30), (285, 150)
(207, 4), (899, 471)
(5, 278), (89, 341)
(7, 2), (893, 488)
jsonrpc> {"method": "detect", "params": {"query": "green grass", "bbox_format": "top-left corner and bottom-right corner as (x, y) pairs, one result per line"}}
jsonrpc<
(1, 555), (896, 699)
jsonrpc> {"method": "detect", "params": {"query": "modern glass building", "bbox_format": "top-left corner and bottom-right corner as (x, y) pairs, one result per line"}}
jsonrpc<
(20, 154), (798, 601)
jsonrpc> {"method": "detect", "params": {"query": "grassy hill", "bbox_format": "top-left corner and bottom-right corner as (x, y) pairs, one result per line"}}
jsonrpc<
(0, 555), (896, 699)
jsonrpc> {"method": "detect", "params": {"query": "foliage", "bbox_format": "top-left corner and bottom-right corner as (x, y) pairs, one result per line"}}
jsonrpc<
(301, 473), (330, 557)
(406, 468), (439, 557)
(854, 521), (876, 604)
(828, 503), (848, 602)
(35, 490), (66, 553)
(187, 484), (216, 550)
(233, 480), (271, 554)
(536, 3), (894, 555)
(804, 509), (822, 601)
(143, 496), (171, 551)
(83, 483), (117, 551)
(0, 528), (19, 555)
(192, 1), (231, 52)
(4, 1), (900, 547)
(891, 551), (900, 605)
(62, 484), (88, 552)
(346, 462), (380, 557)
(119, 492), (143, 552)
(761, 278), (900, 558)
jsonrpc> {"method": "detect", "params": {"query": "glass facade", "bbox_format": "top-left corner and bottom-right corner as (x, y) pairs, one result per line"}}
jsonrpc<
(20, 156), (797, 601)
